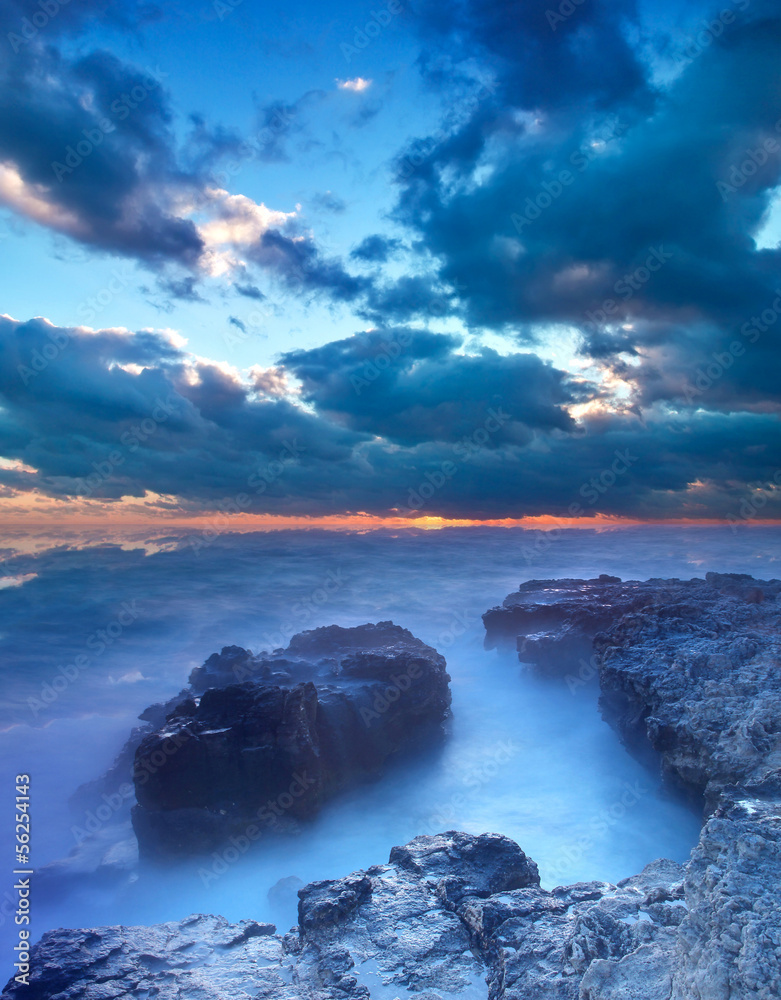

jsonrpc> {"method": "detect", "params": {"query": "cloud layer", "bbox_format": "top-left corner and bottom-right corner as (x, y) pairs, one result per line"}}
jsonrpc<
(0, 0), (779, 522)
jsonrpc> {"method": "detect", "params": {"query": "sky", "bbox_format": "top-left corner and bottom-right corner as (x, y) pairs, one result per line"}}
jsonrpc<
(0, 0), (780, 526)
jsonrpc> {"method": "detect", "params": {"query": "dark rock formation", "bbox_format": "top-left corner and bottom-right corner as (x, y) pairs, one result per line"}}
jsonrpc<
(4, 830), (720, 1000)
(131, 622), (451, 857)
(487, 572), (781, 807)
(482, 570), (781, 998)
(483, 573), (627, 672)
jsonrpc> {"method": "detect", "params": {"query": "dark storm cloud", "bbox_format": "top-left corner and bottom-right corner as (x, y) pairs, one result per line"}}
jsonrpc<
(0, 316), (360, 502)
(248, 230), (371, 302)
(415, 0), (651, 113)
(350, 235), (405, 263)
(360, 274), (460, 322)
(235, 283), (266, 300)
(388, 0), (781, 419)
(1, 0), (161, 43)
(0, 44), (212, 276)
(282, 330), (579, 445)
(1, 318), (780, 519)
(0, 40), (369, 301)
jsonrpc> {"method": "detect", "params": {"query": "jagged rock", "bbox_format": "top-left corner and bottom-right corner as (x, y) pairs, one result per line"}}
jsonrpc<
(593, 574), (781, 809)
(486, 573), (781, 804)
(483, 571), (781, 998)
(131, 622), (451, 857)
(673, 777), (781, 1000)
(2, 832), (693, 1000)
(483, 574), (631, 672)
(2, 914), (287, 1000)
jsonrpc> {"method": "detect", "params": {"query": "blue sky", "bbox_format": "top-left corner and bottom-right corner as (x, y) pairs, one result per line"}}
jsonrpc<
(0, 0), (780, 523)
(2, 0), (441, 367)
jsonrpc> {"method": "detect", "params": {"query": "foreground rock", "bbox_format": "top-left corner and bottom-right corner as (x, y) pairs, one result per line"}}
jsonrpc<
(132, 622), (451, 857)
(4, 831), (701, 1000)
(483, 570), (781, 998)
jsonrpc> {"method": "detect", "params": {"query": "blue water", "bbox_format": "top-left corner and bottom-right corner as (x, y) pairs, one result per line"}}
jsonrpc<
(0, 525), (778, 977)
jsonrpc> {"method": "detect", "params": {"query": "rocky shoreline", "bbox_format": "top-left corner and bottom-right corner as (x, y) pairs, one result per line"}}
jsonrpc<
(6, 573), (780, 998)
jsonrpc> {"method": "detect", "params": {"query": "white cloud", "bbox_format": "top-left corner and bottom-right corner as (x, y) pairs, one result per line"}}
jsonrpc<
(336, 77), (372, 93)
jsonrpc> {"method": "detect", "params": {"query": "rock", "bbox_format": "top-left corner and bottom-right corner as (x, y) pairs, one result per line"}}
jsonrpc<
(2, 832), (693, 1000)
(131, 622), (451, 857)
(482, 571), (781, 998)
(389, 829), (540, 901)
(35, 821), (138, 894)
(2, 914), (288, 1000)
(486, 573), (781, 805)
(482, 575), (638, 673)
(672, 777), (781, 1000)
(8, 575), (780, 998)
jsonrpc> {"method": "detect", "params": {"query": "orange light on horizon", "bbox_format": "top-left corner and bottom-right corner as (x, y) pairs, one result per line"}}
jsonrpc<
(0, 489), (777, 532)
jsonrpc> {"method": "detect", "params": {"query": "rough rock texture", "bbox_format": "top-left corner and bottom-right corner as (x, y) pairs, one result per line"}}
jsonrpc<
(485, 573), (781, 804)
(2, 914), (289, 1000)
(132, 622), (451, 858)
(3, 832), (695, 1000)
(482, 574), (627, 671)
(484, 571), (781, 998)
(673, 778), (781, 1000)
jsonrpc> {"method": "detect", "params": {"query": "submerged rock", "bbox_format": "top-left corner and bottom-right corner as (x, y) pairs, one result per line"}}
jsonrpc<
(131, 622), (451, 858)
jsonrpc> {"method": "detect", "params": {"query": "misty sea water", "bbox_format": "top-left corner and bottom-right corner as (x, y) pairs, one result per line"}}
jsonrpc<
(0, 524), (778, 974)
